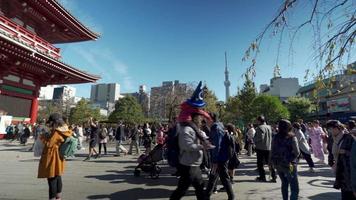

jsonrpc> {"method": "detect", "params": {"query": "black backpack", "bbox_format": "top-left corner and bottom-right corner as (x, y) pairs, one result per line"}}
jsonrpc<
(166, 125), (179, 167)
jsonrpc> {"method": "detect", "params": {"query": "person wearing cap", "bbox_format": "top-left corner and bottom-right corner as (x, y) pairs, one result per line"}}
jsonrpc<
(327, 120), (356, 200)
(37, 113), (72, 200)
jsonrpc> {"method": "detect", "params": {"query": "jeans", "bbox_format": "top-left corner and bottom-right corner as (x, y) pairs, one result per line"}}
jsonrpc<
(256, 149), (276, 180)
(47, 176), (62, 199)
(205, 162), (235, 200)
(170, 164), (205, 200)
(277, 167), (299, 200)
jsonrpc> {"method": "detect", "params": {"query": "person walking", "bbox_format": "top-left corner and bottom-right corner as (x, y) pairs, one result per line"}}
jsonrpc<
(170, 81), (213, 200)
(205, 114), (235, 200)
(128, 125), (140, 155)
(98, 124), (108, 156)
(327, 120), (356, 200)
(254, 115), (276, 182)
(308, 120), (326, 164)
(115, 121), (128, 156)
(350, 138), (356, 198)
(83, 118), (99, 161)
(38, 113), (72, 200)
(293, 122), (315, 172)
(227, 124), (241, 183)
(271, 119), (300, 200)
(77, 124), (84, 150)
(246, 123), (256, 156)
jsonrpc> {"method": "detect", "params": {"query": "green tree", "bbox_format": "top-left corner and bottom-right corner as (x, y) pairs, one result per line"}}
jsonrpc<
(286, 96), (312, 122)
(203, 86), (219, 114)
(251, 95), (290, 124)
(69, 99), (103, 125)
(222, 95), (241, 125)
(238, 74), (257, 124)
(109, 96), (145, 124)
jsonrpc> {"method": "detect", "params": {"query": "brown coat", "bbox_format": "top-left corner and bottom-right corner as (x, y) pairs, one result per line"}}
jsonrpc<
(38, 125), (72, 178)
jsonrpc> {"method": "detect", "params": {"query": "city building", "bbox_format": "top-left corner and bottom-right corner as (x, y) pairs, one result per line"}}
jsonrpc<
(150, 80), (191, 121)
(0, 0), (100, 136)
(39, 85), (56, 100)
(122, 85), (150, 117)
(298, 62), (356, 122)
(260, 77), (301, 100)
(90, 83), (120, 113)
(53, 86), (76, 103)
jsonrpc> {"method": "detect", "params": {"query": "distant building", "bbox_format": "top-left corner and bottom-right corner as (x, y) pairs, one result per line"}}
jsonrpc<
(260, 77), (300, 100)
(122, 85), (150, 117)
(90, 83), (120, 113)
(298, 62), (356, 122)
(150, 80), (191, 120)
(53, 86), (76, 103)
(39, 85), (56, 100)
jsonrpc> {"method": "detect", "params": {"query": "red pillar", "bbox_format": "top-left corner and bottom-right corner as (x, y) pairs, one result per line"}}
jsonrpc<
(30, 97), (38, 124)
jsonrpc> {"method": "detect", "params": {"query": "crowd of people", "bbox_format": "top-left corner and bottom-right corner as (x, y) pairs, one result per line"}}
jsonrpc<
(2, 82), (356, 200)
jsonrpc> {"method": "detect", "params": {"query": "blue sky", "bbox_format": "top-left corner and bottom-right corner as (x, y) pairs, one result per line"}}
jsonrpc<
(56, 0), (354, 101)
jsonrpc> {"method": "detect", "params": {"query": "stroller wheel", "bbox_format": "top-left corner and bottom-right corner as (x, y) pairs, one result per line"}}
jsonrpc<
(134, 169), (141, 177)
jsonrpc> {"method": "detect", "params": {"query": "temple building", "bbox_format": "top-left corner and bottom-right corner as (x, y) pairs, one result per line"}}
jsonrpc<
(0, 0), (100, 132)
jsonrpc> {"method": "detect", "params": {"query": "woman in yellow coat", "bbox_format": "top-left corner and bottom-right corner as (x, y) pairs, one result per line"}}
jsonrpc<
(38, 113), (72, 200)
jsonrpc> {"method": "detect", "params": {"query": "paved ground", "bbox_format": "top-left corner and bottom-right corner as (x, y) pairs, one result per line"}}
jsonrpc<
(0, 139), (341, 200)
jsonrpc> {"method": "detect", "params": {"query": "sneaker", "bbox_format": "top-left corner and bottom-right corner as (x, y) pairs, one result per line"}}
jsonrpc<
(255, 177), (267, 182)
(83, 157), (90, 161)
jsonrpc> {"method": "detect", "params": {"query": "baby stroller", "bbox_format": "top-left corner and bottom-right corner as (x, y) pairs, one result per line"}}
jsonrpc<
(134, 144), (165, 179)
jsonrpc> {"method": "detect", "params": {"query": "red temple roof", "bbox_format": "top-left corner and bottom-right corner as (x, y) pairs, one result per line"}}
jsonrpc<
(1, 0), (100, 44)
(0, 29), (100, 85)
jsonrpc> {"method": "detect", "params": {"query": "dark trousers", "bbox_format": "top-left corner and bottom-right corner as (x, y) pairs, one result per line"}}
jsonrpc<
(99, 143), (107, 154)
(170, 164), (205, 200)
(341, 190), (356, 200)
(278, 167), (299, 200)
(47, 176), (62, 199)
(300, 151), (315, 168)
(256, 149), (276, 180)
(205, 162), (235, 200)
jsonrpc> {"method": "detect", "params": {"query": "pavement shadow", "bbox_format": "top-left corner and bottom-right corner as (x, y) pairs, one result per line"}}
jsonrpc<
(299, 168), (334, 178)
(308, 191), (340, 200)
(86, 188), (173, 200)
(307, 179), (334, 189)
(0, 148), (29, 152)
(19, 158), (40, 162)
(85, 167), (179, 187)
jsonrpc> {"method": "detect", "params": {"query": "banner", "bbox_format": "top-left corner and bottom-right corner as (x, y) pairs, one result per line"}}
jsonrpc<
(327, 98), (350, 113)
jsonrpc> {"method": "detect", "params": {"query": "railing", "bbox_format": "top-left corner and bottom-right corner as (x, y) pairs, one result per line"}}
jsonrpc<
(0, 15), (61, 59)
